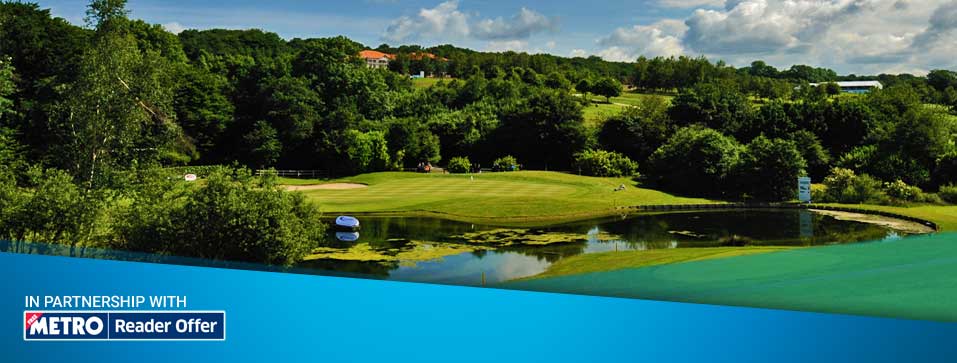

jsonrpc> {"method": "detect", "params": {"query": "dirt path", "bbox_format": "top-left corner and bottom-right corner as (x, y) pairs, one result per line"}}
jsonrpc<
(283, 183), (368, 191)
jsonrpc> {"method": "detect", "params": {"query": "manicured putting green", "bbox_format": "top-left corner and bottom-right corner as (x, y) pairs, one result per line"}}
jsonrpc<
(294, 171), (711, 223)
(506, 233), (957, 321)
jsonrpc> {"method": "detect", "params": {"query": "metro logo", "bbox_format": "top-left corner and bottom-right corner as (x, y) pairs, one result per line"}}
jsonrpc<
(23, 311), (226, 341)
(24, 312), (109, 340)
(25, 312), (42, 330)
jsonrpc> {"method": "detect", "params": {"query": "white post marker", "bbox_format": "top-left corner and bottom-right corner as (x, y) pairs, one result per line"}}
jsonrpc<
(798, 177), (812, 203)
(185, 174), (198, 182)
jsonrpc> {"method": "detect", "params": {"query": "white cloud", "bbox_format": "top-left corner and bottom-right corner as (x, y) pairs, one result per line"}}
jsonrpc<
(658, 0), (726, 7)
(570, 49), (589, 57)
(162, 22), (187, 34)
(485, 40), (529, 52)
(911, 0), (957, 49)
(383, 1), (470, 42)
(595, 0), (957, 74)
(473, 7), (557, 40)
(597, 19), (687, 60)
(382, 1), (556, 43)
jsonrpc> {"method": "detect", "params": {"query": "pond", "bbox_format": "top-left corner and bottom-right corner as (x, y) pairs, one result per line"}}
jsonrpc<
(299, 209), (932, 286)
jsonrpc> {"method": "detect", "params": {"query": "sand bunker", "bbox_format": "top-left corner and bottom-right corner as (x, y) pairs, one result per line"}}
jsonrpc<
(284, 183), (368, 191)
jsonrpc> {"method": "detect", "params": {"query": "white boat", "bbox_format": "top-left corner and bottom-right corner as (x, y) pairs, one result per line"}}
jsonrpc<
(335, 216), (360, 230)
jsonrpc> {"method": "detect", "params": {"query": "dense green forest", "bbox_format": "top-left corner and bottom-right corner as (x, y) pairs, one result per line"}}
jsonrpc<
(1, 1), (955, 264)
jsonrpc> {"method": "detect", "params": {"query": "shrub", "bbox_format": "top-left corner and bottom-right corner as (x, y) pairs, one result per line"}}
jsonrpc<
(574, 149), (639, 177)
(820, 168), (887, 204)
(940, 184), (957, 204)
(117, 168), (325, 265)
(446, 157), (471, 174)
(883, 179), (923, 202)
(0, 167), (102, 246)
(492, 155), (519, 172)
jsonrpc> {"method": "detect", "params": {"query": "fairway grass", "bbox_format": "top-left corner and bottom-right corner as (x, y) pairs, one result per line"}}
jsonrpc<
(292, 171), (712, 224)
(582, 102), (628, 127)
(507, 233), (957, 321)
(521, 246), (795, 280)
(411, 77), (450, 88)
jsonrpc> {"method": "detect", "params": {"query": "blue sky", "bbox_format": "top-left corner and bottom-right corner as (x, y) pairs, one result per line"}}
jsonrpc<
(37, 0), (957, 75)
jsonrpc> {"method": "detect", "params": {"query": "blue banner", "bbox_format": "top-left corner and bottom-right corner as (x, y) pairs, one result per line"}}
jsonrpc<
(3, 251), (957, 362)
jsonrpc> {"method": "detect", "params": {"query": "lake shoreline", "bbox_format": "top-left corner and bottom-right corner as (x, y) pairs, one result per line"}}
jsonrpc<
(331, 204), (942, 232)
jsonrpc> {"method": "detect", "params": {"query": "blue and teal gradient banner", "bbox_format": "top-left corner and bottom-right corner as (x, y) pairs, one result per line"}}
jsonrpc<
(2, 251), (956, 362)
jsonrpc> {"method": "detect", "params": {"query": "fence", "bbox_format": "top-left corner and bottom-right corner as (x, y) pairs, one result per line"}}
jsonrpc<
(256, 170), (329, 179)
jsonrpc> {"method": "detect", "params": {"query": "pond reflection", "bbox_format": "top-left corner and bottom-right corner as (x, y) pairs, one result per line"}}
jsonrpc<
(300, 209), (924, 285)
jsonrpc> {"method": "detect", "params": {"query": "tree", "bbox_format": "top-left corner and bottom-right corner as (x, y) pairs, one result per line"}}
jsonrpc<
(544, 72), (571, 90)
(174, 65), (234, 161)
(668, 82), (754, 136)
(387, 117), (442, 168)
(927, 70), (957, 92)
(55, 1), (181, 189)
(598, 106), (672, 164)
(823, 82), (842, 95)
(574, 149), (638, 177)
(494, 90), (588, 170)
(0, 57), (14, 121)
(576, 78), (592, 95)
(85, 0), (129, 32)
(592, 76), (622, 102)
(736, 136), (807, 201)
(341, 130), (391, 174)
(745, 60), (779, 78)
(648, 126), (743, 196)
(243, 121), (281, 168)
(791, 130), (831, 180)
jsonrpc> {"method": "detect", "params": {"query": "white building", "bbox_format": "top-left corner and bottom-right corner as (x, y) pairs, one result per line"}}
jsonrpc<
(359, 50), (394, 69)
(809, 81), (883, 94)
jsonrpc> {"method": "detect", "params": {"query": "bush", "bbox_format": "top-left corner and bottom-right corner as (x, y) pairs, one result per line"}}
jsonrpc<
(883, 179), (924, 202)
(0, 167), (102, 246)
(492, 155), (519, 172)
(446, 157), (471, 174)
(940, 184), (957, 204)
(819, 168), (887, 204)
(574, 149), (639, 177)
(117, 168), (325, 265)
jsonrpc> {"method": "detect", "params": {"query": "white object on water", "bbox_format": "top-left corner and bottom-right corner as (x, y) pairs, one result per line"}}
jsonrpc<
(336, 232), (360, 242)
(335, 216), (361, 230)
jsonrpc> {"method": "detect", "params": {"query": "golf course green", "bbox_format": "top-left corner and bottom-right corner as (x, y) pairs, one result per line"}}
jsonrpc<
(506, 233), (957, 322)
(287, 171), (956, 230)
(285, 170), (957, 319)
(289, 171), (713, 224)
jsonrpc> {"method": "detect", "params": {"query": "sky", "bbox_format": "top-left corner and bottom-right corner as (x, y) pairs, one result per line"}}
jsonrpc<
(36, 0), (957, 75)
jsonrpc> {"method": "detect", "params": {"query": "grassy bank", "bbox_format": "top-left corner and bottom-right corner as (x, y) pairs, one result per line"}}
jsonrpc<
(287, 171), (712, 223)
(522, 246), (795, 280)
(824, 204), (957, 231)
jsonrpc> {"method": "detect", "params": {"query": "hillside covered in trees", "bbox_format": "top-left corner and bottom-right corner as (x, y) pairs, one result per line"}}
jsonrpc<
(1, 1), (956, 263)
